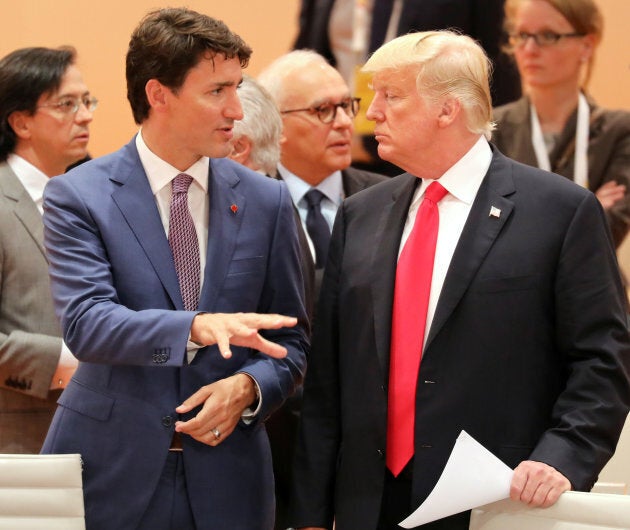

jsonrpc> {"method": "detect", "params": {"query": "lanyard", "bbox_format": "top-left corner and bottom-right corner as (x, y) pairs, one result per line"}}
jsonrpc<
(530, 92), (590, 188)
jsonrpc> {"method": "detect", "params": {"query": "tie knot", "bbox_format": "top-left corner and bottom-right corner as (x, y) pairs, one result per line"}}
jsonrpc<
(424, 181), (448, 204)
(304, 188), (325, 207)
(172, 173), (193, 194)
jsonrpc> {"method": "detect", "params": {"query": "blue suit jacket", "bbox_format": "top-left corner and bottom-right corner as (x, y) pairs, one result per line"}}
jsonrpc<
(41, 138), (309, 530)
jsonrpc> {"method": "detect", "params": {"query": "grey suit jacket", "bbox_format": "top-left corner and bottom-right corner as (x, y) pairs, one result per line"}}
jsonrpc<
(0, 162), (62, 453)
(493, 96), (630, 247)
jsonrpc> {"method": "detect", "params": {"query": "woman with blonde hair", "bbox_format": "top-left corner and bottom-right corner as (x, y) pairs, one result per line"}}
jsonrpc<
(493, 0), (630, 247)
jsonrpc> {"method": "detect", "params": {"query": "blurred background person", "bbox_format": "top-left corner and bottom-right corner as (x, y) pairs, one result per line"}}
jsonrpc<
(0, 46), (95, 452)
(258, 49), (386, 530)
(493, 0), (630, 249)
(230, 75), (283, 176)
(294, 0), (522, 175)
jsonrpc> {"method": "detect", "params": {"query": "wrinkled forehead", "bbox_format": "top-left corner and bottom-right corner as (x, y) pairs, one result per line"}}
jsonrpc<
(281, 63), (350, 106)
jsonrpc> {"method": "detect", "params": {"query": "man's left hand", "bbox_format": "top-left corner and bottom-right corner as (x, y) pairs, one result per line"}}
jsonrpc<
(174, 373), (257, 446)
(510, 460), (572, 507)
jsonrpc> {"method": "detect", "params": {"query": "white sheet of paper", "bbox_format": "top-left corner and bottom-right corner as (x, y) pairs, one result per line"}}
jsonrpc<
(399, 430), (514, 528)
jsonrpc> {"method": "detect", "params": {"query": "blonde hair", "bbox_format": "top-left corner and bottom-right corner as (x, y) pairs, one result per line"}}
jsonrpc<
(363, 31), (494, 139)
(504, 0), (603, 87)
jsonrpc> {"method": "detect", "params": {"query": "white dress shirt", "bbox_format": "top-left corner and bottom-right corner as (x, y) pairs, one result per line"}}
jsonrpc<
(7, 154), (78, 389)
(136, 133), (261, 416)
(398, 136), (492, 349)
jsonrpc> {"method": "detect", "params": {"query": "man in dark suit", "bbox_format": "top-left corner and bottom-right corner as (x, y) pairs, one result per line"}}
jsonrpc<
(290, 31), (630, 530)
(258, 50), (386, 529)
(0, 46), (95, 453)
(259, 50), (387, 303)
(41, 8), (308, 530)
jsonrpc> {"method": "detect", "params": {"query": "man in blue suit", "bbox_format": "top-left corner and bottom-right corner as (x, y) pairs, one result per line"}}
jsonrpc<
(41, 8), (308, 530)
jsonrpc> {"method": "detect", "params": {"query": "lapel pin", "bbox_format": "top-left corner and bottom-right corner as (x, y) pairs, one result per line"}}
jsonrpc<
(230, 204), (238, 214)
(489, 206), (501, 218)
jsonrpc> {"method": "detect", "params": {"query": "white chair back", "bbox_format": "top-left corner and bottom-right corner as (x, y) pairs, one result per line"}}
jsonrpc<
(470, 491), (630, 530)
(0, 453), (85, 530)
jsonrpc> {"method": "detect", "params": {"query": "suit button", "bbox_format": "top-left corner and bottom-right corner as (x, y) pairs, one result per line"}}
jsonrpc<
(161, 416), (173, 428)
(377, 449), (385, 459)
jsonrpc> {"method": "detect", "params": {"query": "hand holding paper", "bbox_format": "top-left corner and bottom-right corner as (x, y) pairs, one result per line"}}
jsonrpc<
(399, 431), (513, 528)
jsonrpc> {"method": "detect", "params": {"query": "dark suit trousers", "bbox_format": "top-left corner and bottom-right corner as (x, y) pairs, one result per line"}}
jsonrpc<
(137, 452), (196, 530)
(378, 469), (470, 530)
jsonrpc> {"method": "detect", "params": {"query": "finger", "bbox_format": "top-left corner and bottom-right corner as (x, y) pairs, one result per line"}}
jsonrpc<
(251, 334), (288, 358)
(215, 333), (233, 359)
(176, 386), (212, 413)
(243, 314), (298, 330)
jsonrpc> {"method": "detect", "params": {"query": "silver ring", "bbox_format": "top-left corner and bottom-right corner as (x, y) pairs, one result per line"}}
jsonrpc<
(212, 428), (221, 439)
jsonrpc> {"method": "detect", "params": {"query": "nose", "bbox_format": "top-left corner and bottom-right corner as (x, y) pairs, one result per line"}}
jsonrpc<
(227, 92), (244, 121)
(331, 105), (353, 128)
(366, 94), (383, 122)
(521, 35), (540, 53)
(75, 102), (94, 124)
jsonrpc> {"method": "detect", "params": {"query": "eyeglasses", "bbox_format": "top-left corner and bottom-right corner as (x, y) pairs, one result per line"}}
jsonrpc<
(281, 97), (361, 124)
(508, 31), (585, 48)
(38, 96), (99, 116)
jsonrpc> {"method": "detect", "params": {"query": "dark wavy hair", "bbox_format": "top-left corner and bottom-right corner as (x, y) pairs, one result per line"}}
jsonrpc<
(0, 46), (76, 161)
(126, 7), (252, 124)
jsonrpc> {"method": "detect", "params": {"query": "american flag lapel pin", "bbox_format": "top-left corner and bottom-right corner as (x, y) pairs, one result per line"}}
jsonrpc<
(230, 204), (238, 214)
(489, 206), (501, 218)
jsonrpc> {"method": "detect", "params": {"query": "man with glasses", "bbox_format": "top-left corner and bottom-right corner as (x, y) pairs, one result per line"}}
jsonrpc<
(0, 46), (95, 453)
(258, 49), (386, 530)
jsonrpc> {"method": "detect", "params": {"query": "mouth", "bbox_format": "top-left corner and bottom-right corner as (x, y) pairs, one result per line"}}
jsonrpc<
(218, 126), (234, 139)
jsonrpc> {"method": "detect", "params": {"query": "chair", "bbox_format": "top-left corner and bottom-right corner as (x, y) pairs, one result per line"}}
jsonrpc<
(0, 453), (85, 529)
(469, 490), (630, 530)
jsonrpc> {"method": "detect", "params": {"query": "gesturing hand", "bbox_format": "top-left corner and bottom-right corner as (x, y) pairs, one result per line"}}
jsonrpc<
(190, 312), (297, 359)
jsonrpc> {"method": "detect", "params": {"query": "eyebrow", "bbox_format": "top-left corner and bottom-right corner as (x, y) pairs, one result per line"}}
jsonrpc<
(308, 94), (352, 107)
(212, 78), (242, 89)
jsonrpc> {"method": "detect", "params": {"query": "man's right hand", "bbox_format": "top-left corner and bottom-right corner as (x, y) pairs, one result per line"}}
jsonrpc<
(190, 312), (297, 359)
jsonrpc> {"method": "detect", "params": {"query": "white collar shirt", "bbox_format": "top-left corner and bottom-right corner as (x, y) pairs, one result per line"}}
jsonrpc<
(399, 136), (492, 349)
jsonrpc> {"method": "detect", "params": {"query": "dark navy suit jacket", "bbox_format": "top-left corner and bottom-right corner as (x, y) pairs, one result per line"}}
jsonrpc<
(41, 138), (309, 530)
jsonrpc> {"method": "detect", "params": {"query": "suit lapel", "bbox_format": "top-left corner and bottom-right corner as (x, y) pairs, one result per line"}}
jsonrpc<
(0, 164), (46, 259)
(425, 151), (515, 348)
(110, 141), (182, 309)
(198, 159), (246, 311)
(371, 174), (418, 380)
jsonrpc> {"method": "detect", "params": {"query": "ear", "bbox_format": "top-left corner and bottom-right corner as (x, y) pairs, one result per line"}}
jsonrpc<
(580, 34), (596, 63)
(145, 79), (168, 112)
(229, 136), (253, 166)
(7, 110), (33, 140)
(437, 98), (461, 128)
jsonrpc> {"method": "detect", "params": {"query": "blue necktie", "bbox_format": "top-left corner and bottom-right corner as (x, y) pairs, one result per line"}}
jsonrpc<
(304, 189), (331, 269)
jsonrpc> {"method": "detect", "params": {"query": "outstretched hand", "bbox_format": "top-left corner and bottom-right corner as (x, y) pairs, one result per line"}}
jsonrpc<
(190, 312), (297, 359)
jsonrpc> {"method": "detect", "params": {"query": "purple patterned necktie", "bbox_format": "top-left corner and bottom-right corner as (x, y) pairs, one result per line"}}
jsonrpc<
(168, 173), (200, 311)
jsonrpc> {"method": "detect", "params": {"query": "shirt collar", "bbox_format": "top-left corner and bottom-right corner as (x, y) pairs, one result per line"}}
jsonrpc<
(6, 153), (50, 208)
(418, 135), (492, 204)
(136, 131), (209, 194)
(277, 162), (344, 206)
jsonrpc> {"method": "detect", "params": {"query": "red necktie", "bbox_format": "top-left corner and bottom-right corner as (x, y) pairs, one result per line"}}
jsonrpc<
(168, 173), (200, 311)
(387, 180), (448, 476)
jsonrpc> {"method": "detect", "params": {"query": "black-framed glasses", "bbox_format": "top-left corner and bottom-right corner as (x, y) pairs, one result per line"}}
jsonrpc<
(508, 31), (585, 48)
(38, 96), (99, 116)
(281, 97), (361, 124)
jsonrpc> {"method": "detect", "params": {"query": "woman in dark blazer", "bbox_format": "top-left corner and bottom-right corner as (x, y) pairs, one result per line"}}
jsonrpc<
(493, 0), (630, 248)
